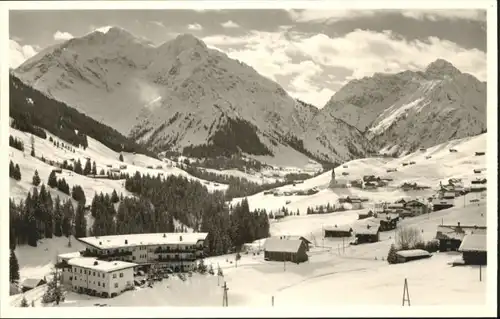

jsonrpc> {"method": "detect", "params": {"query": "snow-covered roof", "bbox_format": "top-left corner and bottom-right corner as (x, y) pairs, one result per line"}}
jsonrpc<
(388, 203), (405, 208)
(436, 226), (466, 241)
(459, 234), (487, 252)
(58, 251), (82, 260)
(77, 232), (208, 249)
(273, 235), (311, 244)
(396, 249), (431, 258)
(324, 224), (353, 232)
(68, 257), (137, 272)
(406, 199), (426, 206)
(21, 278), (45, 288)
(375, 213), (399, 220)
(264, 238), (303, 253)
(353, 220), (380, 235)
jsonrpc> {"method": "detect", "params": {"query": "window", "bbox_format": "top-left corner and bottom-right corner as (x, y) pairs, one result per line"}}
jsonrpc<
(93, 271), (96, 276)
(114, 283), (118, 288)
(80, 269), (82, 274)
(98, 282), (101, 287)
(84, 270), (87, 275)
(133, 256), (136, 261)
(113, 274), (117, 279)
(119, 273), (124, 278)
(103, 283), (105, 288)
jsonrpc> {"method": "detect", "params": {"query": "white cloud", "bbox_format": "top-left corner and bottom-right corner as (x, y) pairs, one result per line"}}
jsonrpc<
(9, 39), (38, 69)
(53, 30), (74, 41)
(401, 9), (486, 22)
(187, 23), (203, 31)
(203, 28), (486, 108)
(288, 9), (377, 24)
(221, 20), (240, 28)
(150, 21), (166, 28)
(288, 9), (487, 24)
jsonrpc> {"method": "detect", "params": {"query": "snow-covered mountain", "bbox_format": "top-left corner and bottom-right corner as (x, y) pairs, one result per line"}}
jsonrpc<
(322, 59), (486, 155)
(12, 27), (371, 165)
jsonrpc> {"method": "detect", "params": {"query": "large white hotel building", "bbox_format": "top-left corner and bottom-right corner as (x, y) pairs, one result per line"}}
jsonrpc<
(57, 232), (208, 298)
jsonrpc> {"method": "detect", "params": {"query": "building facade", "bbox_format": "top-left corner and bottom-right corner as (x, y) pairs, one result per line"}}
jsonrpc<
(405, 200), (429, 216)
(263, 238), (308, 263)
(76, 233), (208, 273)
(59, 257), (136, 298)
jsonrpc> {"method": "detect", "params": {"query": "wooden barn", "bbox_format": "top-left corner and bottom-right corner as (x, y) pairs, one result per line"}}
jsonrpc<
(395, 249), (432, 263)
(52, 168), (63, 174)
(274, 235), (312, 251)
(435, 224), (466, 252)
(263, 238), (309, 263)
(475, 151), (485, 156)
(324, 225), (353, 238)
(21, 278), (46, 293)
(449, 148), (458, 153)
(353, 222), (380, 244)
(458, 233), (486, 265)
(273, 211), (285, 220)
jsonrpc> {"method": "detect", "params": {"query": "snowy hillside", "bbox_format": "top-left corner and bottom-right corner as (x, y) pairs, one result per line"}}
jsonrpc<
(323, 59), (486, 155)
(232, 133), (487, 214)
(13, 27), (371, 164)
(9, 125), (229, 205)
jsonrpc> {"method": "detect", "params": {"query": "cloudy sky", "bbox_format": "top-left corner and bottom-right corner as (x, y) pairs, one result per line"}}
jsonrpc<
(9, 8), (487, 107)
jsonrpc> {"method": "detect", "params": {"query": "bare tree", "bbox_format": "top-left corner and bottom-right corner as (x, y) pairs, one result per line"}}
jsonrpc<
(396, 226), (423, 250)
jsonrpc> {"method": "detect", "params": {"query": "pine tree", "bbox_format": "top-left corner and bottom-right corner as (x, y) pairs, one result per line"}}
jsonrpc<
(74, 202), (87, 238)
(48, 171), (58, 188)
(119, 154), (124, 162)
(92, 161), (97, 175)
(20, 296), (29, 307)
(208, 264), (215, 275)
(197, 259), (207, 274)
(10, 249), (20, 283)
(53, 196), (63, 237)
(387, 244), (398, 264)
(111, 189), (119, 203)
(32, 170), (41, 186)
(74, 159), (83, 175)
(217, 264), (224, 277)
(30, 135), (36, 157)
(14, 164), (22, 180)
(9, 160), (15, 178)
(83, 158), (92, 175)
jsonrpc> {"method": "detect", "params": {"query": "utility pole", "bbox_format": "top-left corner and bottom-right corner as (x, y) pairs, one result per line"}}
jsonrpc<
(479, 265), (482, 282)
(222, 281), (229, 307)
(271, 296), (274, 307)
(402, 278), (411, 306)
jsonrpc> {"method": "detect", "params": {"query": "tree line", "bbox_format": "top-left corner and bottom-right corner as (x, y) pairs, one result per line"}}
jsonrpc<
(9, 135), (24, 151)
(124, 172), (270, 255)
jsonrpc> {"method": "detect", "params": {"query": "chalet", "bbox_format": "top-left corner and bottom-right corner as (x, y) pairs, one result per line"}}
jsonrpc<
(364, 181), (378, 190)
(458, 233), (486, 265)
(449, 148), (458, 153)
(106, 164), (112, 168)
(274, 235), (312, 251)
(402, 162), (409, 167)
(475, 151), (485, 156)
(374, 213), (399, 231)
(425, 155), (432, 159)
(405, 199), (429, 216)
(119, 165), (127, 169)
(409, 161), (416, 165)
(358, 210), (374, 220)
(353, 222), (380, 244)
(146, 165), (153, 169)
(88, 174), (109, 179)
(343, 165), (348, 168)
(21, 278), (46, 293)
(473, 169), (482, 174)
(351, 179), (363, 188)
(432, 192), (455, 211)
(341, 172), (350, 176)
(156, 165), (163, 169)
(363, 175), (377, 182)
(346, 197), (363, 209)
(419, 148), (426, 152)
(263, 238), (308, 263)
(274, 210), (285, 220)
(386, 168), (397, 173)
(395, 198), (407, 205)
(110, 168), (121, 173)
(470, 178), (487, 192)
(324, 225), (353, 238)
(52, 168), (63, 174)
(395, 249), (432, 263)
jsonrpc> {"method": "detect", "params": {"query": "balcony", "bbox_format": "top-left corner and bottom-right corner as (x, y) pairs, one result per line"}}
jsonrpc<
(156, 255), (197, 262)
(80, 249), (133, 259)
(154, 247), (201, 254)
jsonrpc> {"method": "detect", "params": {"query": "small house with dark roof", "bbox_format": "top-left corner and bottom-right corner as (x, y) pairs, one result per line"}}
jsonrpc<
(358, 210), (374, 220)
(374, 212), (399, 231)
(324, 225), (353, 238)
(475, 151), (485, 156)
(263, 238), (308, 263)
(21, 278), (46, 293)
(395, 249), (432, 263)
(458, 233), (487, 265)
(435, 224), (466, 252)
(353, 222), (380, 244)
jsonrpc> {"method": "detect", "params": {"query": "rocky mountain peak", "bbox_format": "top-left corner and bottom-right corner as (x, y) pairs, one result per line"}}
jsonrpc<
(425, 58), (461, 78)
